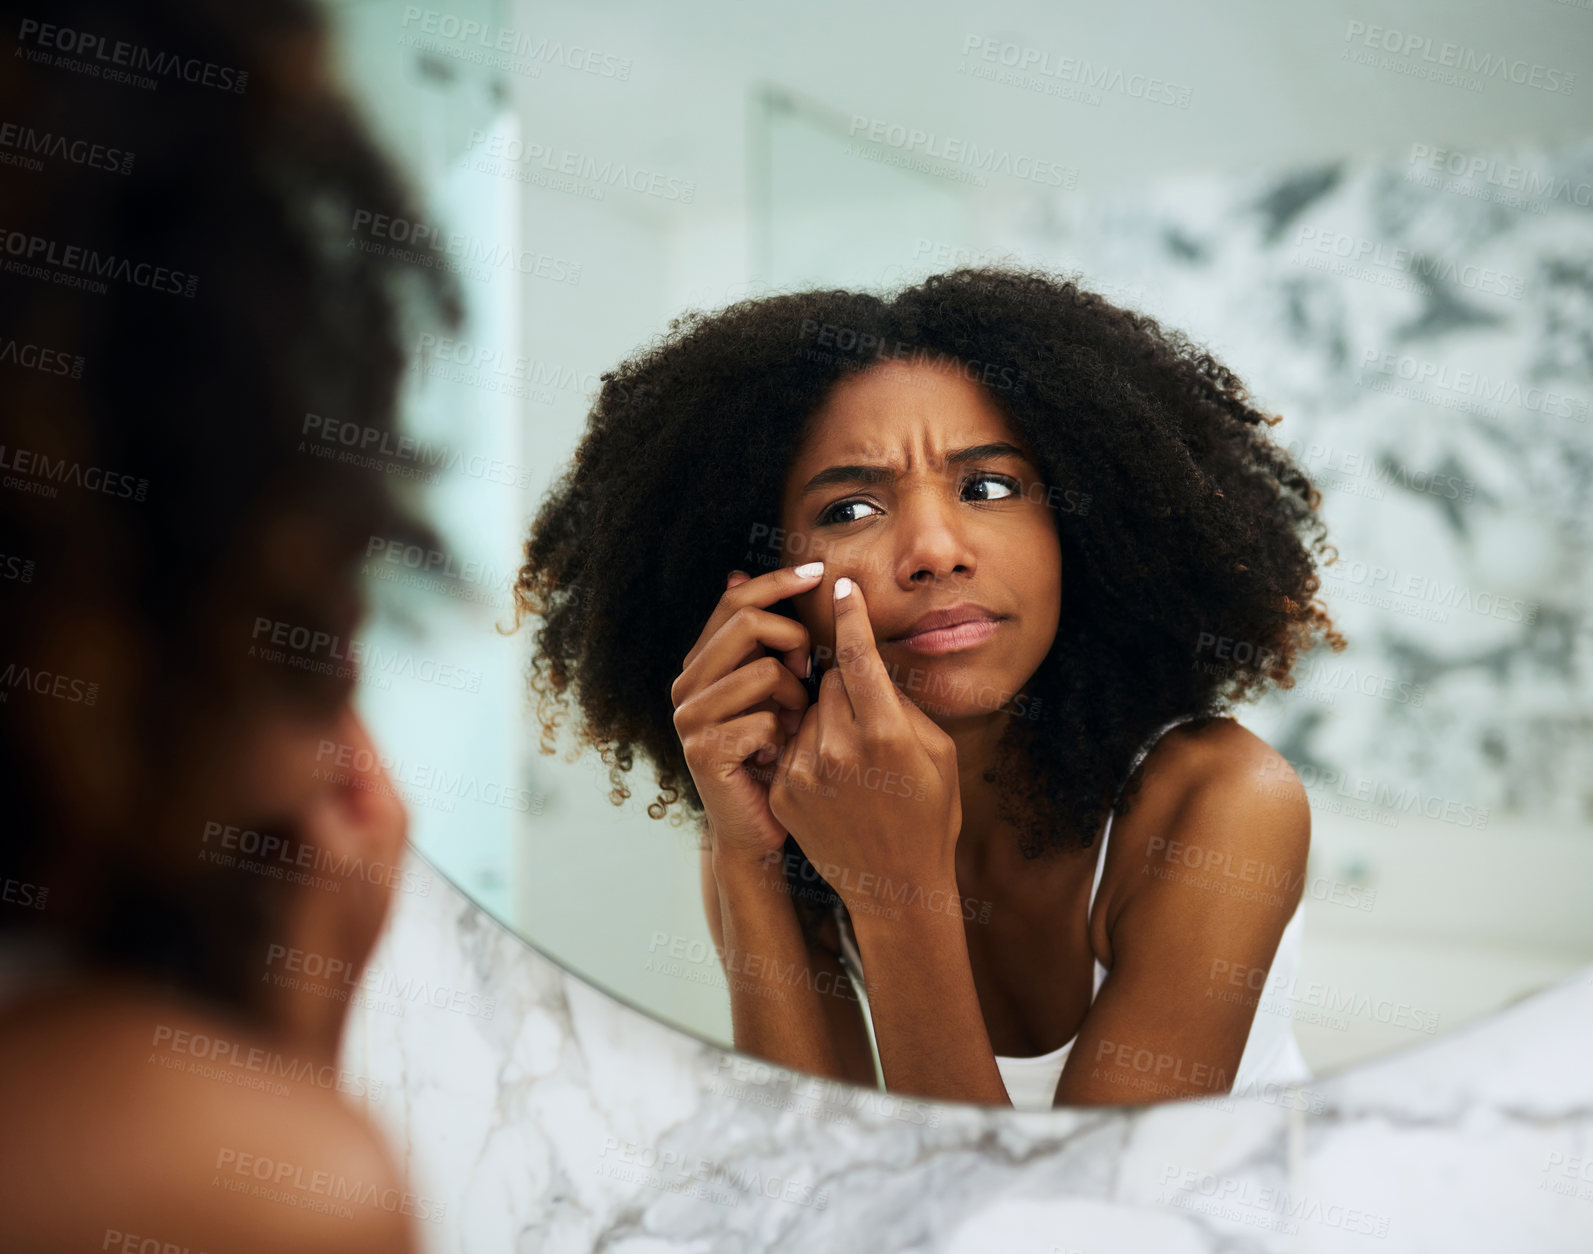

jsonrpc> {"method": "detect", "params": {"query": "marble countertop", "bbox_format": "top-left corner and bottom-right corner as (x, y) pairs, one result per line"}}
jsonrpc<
(340, 851), (1593, 1252)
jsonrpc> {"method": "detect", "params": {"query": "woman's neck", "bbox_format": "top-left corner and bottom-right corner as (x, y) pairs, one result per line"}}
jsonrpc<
(948, 714), (1030, 882)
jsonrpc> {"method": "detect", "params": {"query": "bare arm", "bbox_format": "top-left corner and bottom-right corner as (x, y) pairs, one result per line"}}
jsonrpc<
(845, 887), (1012, 1105)
(1052, 740), (1311, 1107)
(700, 832), (876, 1086)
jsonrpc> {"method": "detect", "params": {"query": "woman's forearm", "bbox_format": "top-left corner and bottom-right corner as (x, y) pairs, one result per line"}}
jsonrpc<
(848, 885), (1012, 1105)
(710, 847), (846, 1081)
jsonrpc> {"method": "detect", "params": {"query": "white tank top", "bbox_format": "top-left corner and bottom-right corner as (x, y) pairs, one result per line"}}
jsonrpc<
(832, 714), (1312, 1110)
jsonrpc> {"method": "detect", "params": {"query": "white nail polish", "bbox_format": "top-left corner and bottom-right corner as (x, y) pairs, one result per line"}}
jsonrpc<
(834, 577), (852, 599)
(794, 561), (824, 578)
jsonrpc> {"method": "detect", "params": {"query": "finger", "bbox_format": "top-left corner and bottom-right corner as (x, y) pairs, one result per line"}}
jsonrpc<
(676, 563), (823, 698)
(687, 655), (810, 726)
(678, 570), (821, 685)
(889, 671), (959, 759)
(684, 562), (822, 670)
(703, 710), (783, 770)
(809, 646), (854, 754)
(774, 678), (822, 778)
(828, 576), (900, 727)
(742, 564), (821, 675)
(724, 571), (813, 686)
(676, 607), (808, 707)
(751, 563), (821, 681)
(776, 701), (803, 738)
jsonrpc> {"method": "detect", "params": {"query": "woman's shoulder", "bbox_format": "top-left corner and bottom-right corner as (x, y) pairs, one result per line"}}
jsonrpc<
(1143, 715), (1305, 804)
(0, 981), (413, 1254)
(1133, 715), (1310, 839)
(1096, 717), (1310, 935)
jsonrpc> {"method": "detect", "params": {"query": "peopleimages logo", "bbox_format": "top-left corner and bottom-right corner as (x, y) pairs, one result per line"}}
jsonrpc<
(1320, 559), (1536, 624)
(464, 131), (695, 202)
(1407, 144), (1593, 210)
(1341, 19), (1575, 95)
(846, 116), (1076, 188)
(1359, 348), (1589, 423)
(250, 614), (485, 693)
(398, 7), (633, 79)
(1261, 756), (1491, 830)
(314, 738), (539, 816)
(200, 821), (432, 897)
(0, 660), (98, 705)
(1293, 226), (1525, 299)
(213, 1149), (445, 1222)
(15, 18), (250, 93)
(0, 120), (135, 175)
(960, 34), (1194, 108)
(300, 411), (538, 490)
(0, 443), (148, 502)
(411, 332), (602, 403)
(0, 227), (198, 297)
(0, 334), (85, 378)
(151, 1024), (384, 1101)
(348, 210), (581, 285)
(263, 944), (497, 1021)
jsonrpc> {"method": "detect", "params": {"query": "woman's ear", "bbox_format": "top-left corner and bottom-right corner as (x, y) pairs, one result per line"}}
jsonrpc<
(257, 700), (409, 1060)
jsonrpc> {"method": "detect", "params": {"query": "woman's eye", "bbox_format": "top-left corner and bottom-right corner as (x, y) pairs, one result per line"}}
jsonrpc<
(821, 474), (1019, 525)
(964, 473), (1019, 502)
(816, 498), (882, 527)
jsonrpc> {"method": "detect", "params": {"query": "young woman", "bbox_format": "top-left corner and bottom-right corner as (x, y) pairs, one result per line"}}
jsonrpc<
(0, 0), (460, 1247)
(515, 270), (1344, 1109)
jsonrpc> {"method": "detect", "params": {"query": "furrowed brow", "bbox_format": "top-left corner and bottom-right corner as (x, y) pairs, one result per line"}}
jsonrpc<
(799, 442), (1029, 496)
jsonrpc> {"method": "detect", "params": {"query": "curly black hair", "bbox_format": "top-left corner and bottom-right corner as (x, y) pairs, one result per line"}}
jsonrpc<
(514, 267), (1343, 946)
(0, 0), (458, 1010)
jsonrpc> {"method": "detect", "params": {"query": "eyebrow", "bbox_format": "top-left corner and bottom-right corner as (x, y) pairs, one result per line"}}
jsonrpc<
(798, 442), (1032, 497)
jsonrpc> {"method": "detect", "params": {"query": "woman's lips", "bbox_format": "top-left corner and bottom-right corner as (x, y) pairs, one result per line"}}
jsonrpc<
(889, 618), (1003, 655)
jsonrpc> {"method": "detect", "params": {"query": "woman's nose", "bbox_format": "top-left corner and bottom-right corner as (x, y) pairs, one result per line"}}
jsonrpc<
(890, 480), (977, 580)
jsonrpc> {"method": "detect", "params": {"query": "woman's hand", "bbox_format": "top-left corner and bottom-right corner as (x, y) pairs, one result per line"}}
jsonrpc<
(671, 562), (825, 863)
(767, 577), (963, 914)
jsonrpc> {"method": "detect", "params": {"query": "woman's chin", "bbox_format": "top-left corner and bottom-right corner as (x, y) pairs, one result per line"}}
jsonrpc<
(881, 653), (1020, 715)
(894, 687), (1012, 724)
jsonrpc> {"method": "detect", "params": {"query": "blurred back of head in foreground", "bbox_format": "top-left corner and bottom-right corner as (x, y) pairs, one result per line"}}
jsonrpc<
(0, 0), (457, 1033)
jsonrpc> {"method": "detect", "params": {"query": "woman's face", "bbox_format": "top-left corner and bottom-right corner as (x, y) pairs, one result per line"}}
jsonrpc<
(776, 359), (1062, 726)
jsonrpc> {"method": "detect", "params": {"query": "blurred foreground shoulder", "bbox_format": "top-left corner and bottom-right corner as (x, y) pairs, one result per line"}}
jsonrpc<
(0, 987), (418, 1254)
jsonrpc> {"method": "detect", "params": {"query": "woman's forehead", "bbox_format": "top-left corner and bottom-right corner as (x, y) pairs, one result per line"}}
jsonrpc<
(794, 365), (1021, 457)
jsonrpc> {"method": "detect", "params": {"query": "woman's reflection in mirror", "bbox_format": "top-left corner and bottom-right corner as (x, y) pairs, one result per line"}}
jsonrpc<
(515, 270), (1344, 1109)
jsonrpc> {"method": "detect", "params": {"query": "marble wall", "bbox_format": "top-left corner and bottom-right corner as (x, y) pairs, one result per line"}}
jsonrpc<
(970, 136), (1593, 825)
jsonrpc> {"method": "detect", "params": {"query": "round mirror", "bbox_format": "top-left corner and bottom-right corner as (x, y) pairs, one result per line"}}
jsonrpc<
(322, 0), (1593, 1110)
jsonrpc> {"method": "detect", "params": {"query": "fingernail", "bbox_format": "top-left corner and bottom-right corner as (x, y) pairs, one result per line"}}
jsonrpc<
(805, 648), (814, 679)
(794, 561), (823, 578)
(834, 577), (852, 599)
